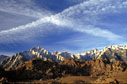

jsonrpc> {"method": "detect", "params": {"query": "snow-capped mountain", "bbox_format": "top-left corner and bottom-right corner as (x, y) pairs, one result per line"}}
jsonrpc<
(1, 46), (58, 70)
(77, 45), (127, 62)
(1, 45), (127, 70)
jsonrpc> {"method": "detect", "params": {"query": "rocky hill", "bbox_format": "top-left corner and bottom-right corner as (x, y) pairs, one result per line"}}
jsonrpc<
(1, 45), (127, 70)
(0, 58), (127, 83)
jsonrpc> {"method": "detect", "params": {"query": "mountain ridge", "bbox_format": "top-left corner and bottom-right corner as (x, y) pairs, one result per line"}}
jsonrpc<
(1, 45), (127, 70)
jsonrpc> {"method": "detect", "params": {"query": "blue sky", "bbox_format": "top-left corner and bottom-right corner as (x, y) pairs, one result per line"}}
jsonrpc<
(0, 0), (127, 55)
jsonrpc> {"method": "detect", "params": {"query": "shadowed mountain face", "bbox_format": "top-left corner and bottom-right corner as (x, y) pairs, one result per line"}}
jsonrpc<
(1, 45), (127, 70)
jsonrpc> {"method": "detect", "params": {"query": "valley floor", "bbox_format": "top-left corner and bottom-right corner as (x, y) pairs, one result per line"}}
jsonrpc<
(2, 72), (127, 84)
(1, 76), (97, 84)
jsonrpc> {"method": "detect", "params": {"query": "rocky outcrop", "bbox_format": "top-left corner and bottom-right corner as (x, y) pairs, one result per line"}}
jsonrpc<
(1, 55), (24, 70)
(4, 58), (57, 81)
(2, 57), (126, 82)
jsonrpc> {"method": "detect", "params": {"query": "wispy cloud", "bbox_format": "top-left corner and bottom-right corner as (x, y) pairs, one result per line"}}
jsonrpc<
(0, 0), (126, 43)
(74, 25), (122, 41)
(0, 0), (52, 18)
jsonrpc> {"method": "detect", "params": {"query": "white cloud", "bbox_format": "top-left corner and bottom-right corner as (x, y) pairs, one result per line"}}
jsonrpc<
(0, 15), (69, 34)
(0, 15), (71, 43)
(0, 0), (126, 43)
(0, 0), (52, 18)
(74, 25), (122, 41)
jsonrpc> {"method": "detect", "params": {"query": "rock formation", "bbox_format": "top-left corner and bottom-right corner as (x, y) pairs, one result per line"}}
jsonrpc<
(1, 57), (126, 83)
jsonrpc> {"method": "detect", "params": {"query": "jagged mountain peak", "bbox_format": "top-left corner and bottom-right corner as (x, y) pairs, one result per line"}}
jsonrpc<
(104, 45), (127, 50)
(52, 51), (73, 55)
(32, 46), (41, 50)
(52, 51), (76, 59)
(29, 46), (50, 55)
(78, 45), (127, 56)
(1, 45), (127, 70)
(30, 46), (48, 52)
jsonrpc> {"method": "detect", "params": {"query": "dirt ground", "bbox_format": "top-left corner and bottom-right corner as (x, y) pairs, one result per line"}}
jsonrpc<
(8, 76), (97, 84)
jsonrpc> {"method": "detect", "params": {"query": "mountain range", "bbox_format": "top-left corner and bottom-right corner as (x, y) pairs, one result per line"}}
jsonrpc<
(1, 45), (127, 70)
(1, 45), (127, 83)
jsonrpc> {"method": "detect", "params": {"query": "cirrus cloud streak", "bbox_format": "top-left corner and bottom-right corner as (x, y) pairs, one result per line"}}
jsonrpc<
(0, 0), (126, 43)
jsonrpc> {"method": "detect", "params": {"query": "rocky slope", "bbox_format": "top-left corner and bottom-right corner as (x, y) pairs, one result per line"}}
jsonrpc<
(0, 47), (58, 70)
(1, 45), (127, 70)
(0, 58), (127, 83)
